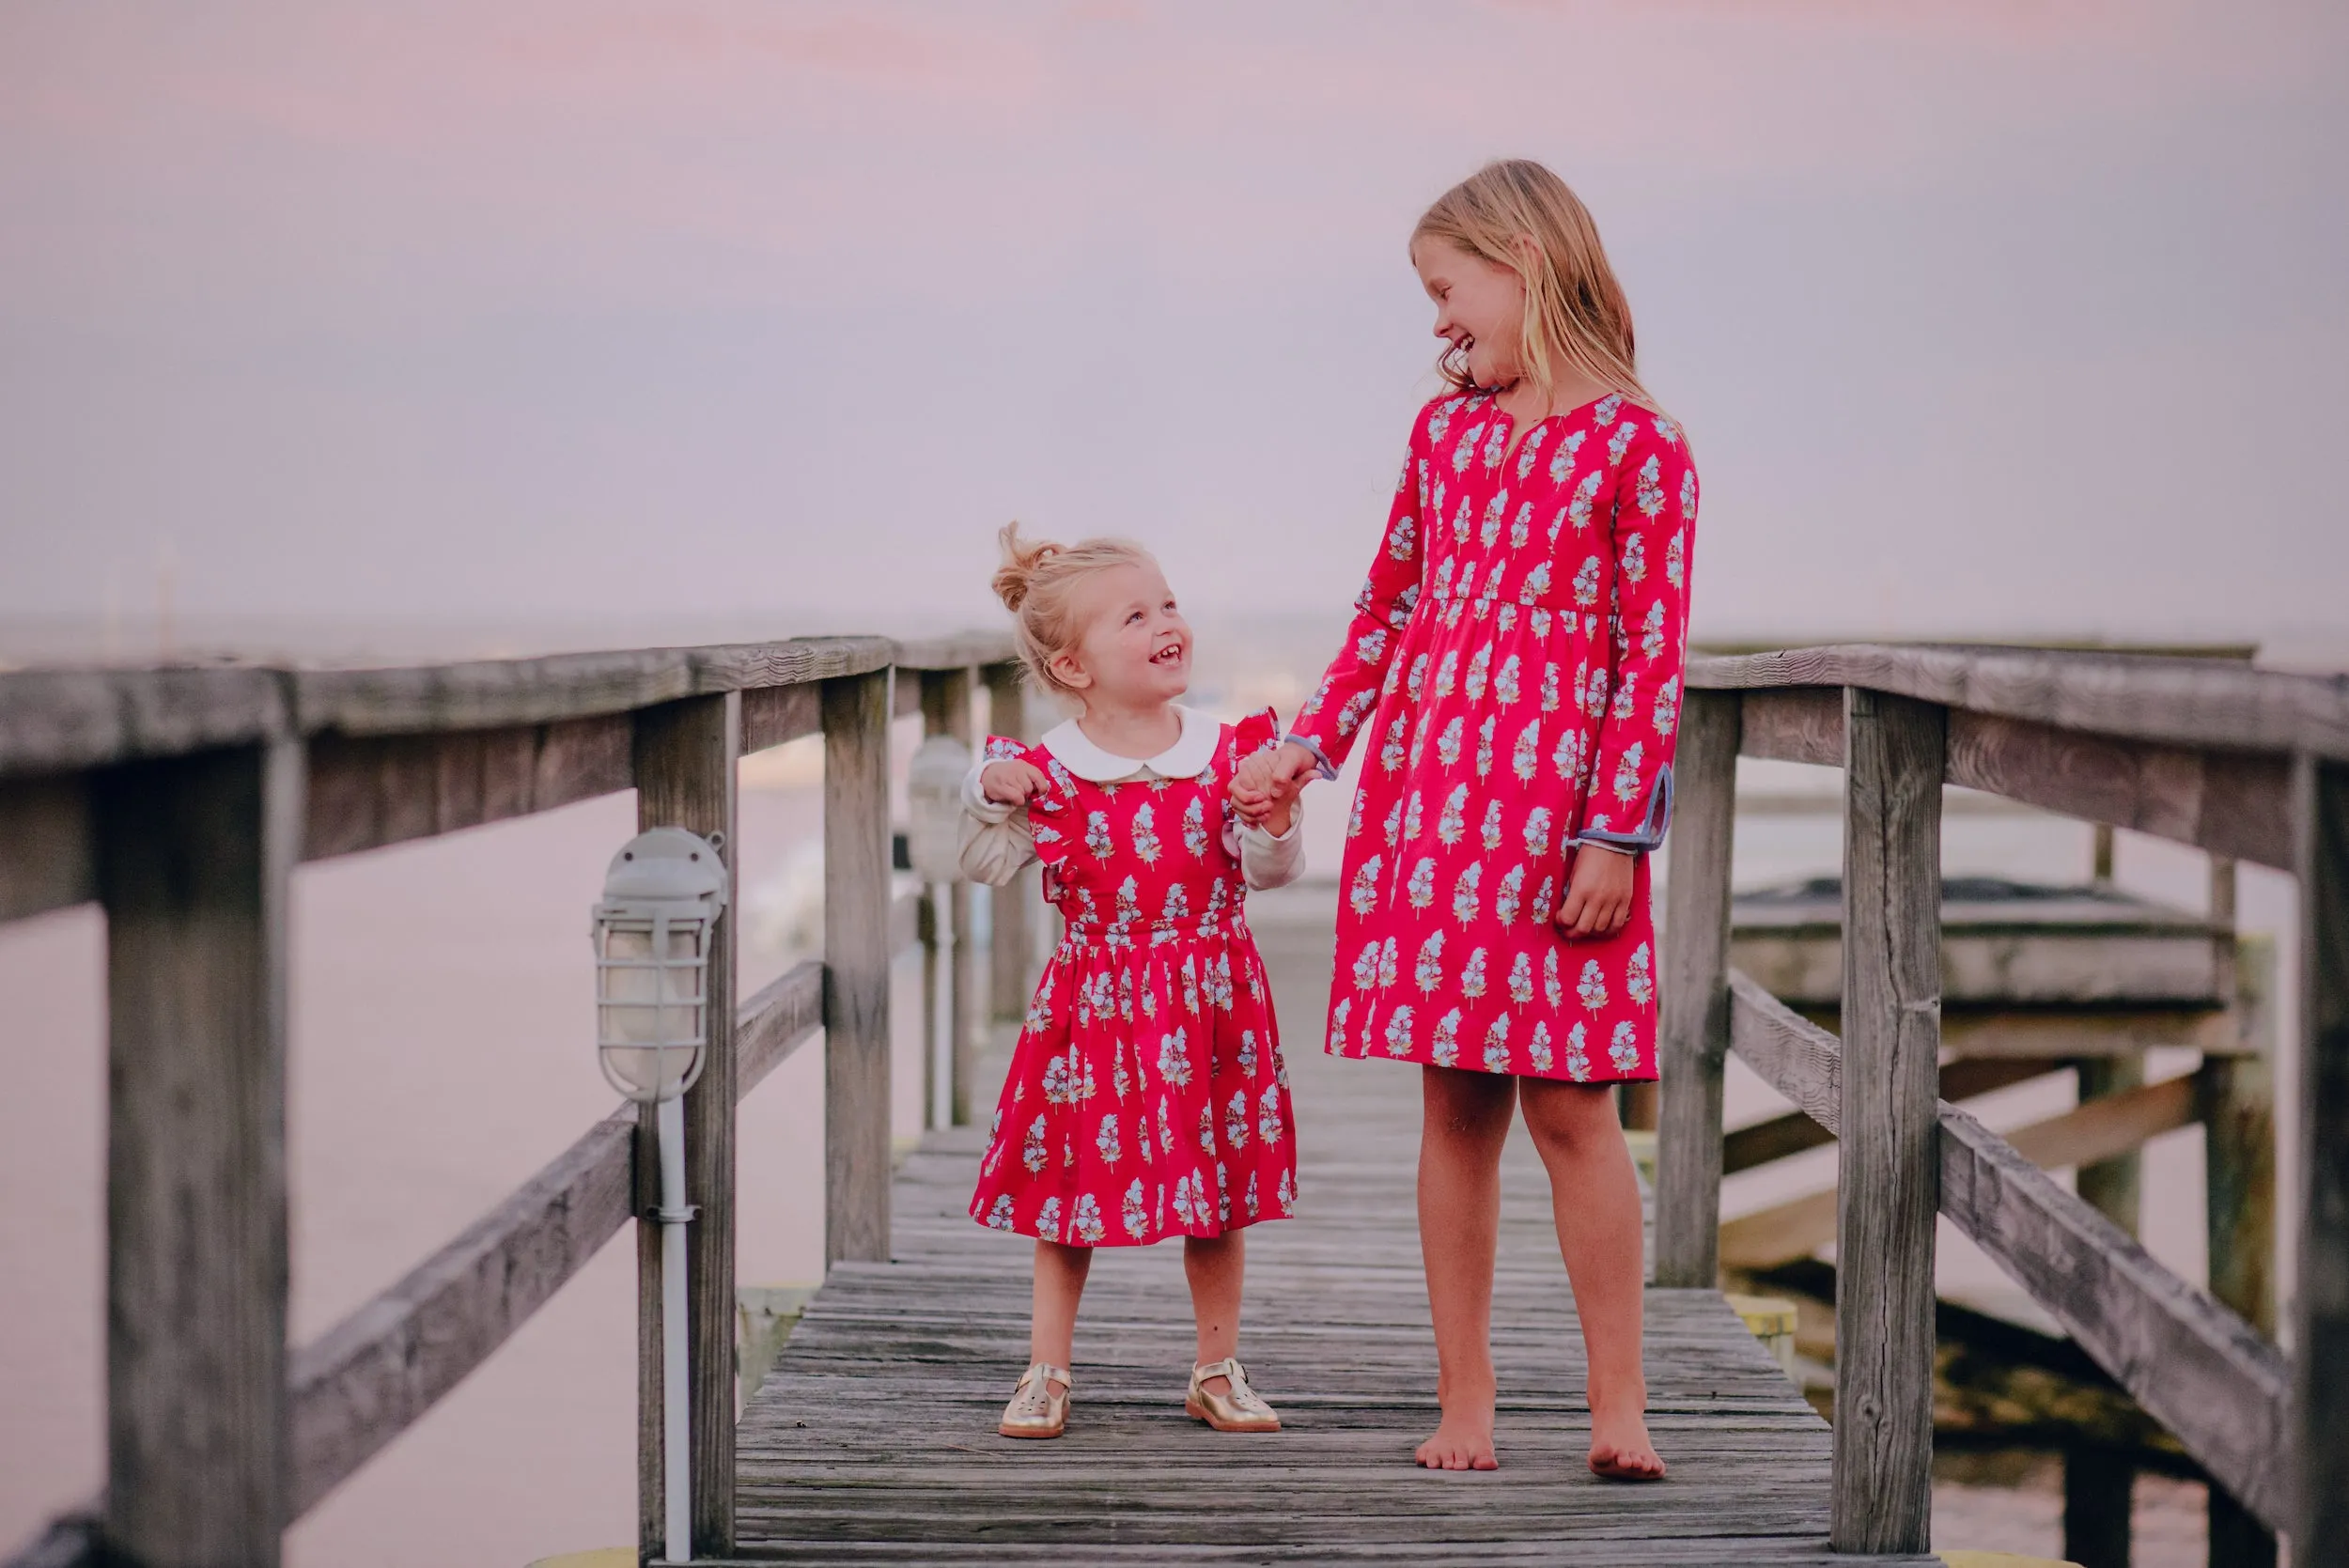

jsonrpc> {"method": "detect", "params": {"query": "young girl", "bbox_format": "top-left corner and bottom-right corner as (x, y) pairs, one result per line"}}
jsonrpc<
(1236, 160), (1696, 1480)
(961, 523), (1308, 1440)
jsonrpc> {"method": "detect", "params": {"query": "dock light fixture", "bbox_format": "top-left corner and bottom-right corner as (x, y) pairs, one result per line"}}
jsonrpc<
(592, 825), (728, 1566)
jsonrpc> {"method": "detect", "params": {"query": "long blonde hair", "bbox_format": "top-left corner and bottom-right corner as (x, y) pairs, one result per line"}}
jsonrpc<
(990, 521), (1157, 696)
(1413, 159), (1657, 412)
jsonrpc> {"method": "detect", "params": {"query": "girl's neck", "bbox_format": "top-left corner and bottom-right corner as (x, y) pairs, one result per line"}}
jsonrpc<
(1073, 696), (1182, 762)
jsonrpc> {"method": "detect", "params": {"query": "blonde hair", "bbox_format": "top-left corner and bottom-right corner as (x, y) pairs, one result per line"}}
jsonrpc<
(990, 521), (1157, 695)
(1413, 159), (1659, 412)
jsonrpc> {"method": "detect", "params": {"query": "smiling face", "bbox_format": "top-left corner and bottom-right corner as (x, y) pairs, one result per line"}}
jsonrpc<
(1411, 234), (1529, 392)
(1045, 559), (1190, 708)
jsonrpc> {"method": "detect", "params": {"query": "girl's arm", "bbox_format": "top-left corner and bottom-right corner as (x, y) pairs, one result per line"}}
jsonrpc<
(1228, 808), (1306, 892)
(956, 752), (1042, 886)
(1283, 404), (1439, 779)
(1568, 412), (1698, 854)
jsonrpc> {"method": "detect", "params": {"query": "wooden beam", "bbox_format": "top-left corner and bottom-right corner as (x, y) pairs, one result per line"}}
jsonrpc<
(1728, 968), (1843, 1131)
(2201, 913), (2279, 1564)
(1654, 689), (1738, 1287)
(1831, 688), (1943, 1554)
(95, 737), (302, 1567)
(1690, 644), (2349, 763)
(0, 666), (289, 780)
(740, 682), (820, 755)
(0, 772), (93, 923)
(287, 1110), (634, 1516)
(1947, 708), (2294, 871)
(2293, 754), (2349, 1557)
(1940, 1097), (2290, 1534)
(823, 670), (894, 1265)
(303, 714), (633, 862)
(893, 631), (1019, 671)
(1736, 687), (1843, 768)
(1720, 1057), (2059, 1175)
(630, 692), (741, 1558)
(983, 663), (1037, 1033)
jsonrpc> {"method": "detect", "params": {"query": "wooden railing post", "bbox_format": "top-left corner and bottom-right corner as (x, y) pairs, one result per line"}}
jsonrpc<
(1831, 689), (1944, 1555)
(921, 667), (978, 1126)
(982, 661), (1035, 1041)
(94, 737), (303, 1567)
(824, 670), (893, 1265)
(2292, 754), (2349, 1558)
(1654, 688), (1739, 1287)
(631, 692), (741, 1560)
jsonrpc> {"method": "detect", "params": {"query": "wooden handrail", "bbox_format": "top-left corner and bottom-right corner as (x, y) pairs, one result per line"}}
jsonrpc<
(1722, 971), (2291, 1532)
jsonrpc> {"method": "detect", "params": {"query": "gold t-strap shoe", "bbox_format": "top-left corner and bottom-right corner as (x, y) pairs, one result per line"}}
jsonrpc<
(999, 1362), (1072, 1439)
(1186, 1358), (1281, 1433)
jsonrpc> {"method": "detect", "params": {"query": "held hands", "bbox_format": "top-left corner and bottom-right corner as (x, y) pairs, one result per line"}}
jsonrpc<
(1228, 740), (1317, 838)
(1554, 845), (1635, 939)
(979, 758), (1051, 807)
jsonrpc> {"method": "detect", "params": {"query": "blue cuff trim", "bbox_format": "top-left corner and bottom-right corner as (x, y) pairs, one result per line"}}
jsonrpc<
(1565, 762), (1673, 854)
(1283, 733), (1340, 784)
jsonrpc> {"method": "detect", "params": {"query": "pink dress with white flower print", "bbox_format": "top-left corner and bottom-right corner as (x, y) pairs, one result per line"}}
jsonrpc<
(1288, 391), (1698, 1083)
(970, 709), (1299, 1246)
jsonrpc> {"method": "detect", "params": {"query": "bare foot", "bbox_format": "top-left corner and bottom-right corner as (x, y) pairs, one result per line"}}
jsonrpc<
(1588, 1407), (1665, 1482)
(1414, 1408), (1500, 1471)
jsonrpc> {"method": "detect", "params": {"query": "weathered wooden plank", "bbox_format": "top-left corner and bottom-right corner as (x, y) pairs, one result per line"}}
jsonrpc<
(286, 1110), (634, 1515)
(894, 632), (1019, 672)
(1736, 687), (1842, 768)
(1946, 707), (2293, 871)
(824, 670), (894, 1266)
(0, 771), (93, 922)
(632, 692), (742, 1557)
(741, 962), (826, 1096)
(1831, 688), (1942, 1554)
(983, 663), (1037, 1032)
(302, 713), (633, 862)
(0, 666), (289, 780)
(1938, 1099), (2290, 1533)
(1655, 688), (1737, 1287)
(1690, 644), (2349, 763)
(1727, 969), (1842, 1132)
(741, 681), (821, 755)
(2293, 753), (2349, 1556)
(1719, 1058), (2057, 1175)
(294, 637), (894, 738)
(94, 737), (302, 1567)
(1719, 1076), (2200, 1270)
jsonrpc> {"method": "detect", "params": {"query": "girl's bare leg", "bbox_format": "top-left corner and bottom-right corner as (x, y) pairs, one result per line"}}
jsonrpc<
(1030, 1239), (1093, 1392)
(1416, 1063), (1517, 1469)
(1184, 1232), (1244, 1394)
(1517, 1078), (1664, 1480)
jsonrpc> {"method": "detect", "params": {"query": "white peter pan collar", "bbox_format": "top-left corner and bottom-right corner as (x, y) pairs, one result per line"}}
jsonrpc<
(1041, 705), (1220, 782)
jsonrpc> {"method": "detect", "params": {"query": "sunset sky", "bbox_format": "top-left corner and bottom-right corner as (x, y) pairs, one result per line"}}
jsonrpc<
(2, 1), (2343, 658)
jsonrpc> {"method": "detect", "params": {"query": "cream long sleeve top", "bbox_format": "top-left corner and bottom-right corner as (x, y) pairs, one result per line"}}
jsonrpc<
(957, 706), (1307, 891)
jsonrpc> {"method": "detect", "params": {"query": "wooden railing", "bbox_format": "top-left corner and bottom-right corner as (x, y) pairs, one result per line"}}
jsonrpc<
(1657, 644), (2349, 1558)
(0, 632), (1021, 1568)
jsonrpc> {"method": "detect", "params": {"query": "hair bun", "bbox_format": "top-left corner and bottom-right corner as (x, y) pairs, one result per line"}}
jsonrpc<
(991, 521), (1063, 613)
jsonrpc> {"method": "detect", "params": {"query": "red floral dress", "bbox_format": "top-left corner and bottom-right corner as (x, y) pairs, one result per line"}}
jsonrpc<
(1289, 391), (1698, 1083)
(969, 710), (1299, 1245)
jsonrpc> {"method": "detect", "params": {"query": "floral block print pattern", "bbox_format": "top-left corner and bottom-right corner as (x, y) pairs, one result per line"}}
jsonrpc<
(1291, 392), (1698, 1083)
(971, 709), (1298, 1245)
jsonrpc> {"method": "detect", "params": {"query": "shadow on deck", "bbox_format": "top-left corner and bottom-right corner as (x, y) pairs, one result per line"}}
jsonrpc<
(728, 882), (1933, 1564)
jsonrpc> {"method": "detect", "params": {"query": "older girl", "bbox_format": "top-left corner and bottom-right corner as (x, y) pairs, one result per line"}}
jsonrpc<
(1237, 160), (1696, 1480)
(962, 523), (1308, 1441)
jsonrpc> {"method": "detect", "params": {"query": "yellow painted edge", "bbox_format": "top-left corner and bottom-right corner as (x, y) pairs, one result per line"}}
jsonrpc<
(1938, 1553), (2084, 1568)
(1722, 1292), (1799, 1337)
(526, 1551), (635, 1568)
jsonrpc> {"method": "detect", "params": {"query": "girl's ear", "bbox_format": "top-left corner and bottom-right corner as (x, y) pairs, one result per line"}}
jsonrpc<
(1046, 649), (1093, 692)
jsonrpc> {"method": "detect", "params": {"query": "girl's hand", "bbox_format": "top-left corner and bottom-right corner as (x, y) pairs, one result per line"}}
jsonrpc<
(1230, 741), (1319, 825)
(980, 758), (1050, 807)
(1554, 845), (1634, 939)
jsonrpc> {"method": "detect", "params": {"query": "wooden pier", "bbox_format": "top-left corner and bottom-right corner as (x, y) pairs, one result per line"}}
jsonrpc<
(732, 880), (1915, 1564)
(3, 637), (2345, 1567)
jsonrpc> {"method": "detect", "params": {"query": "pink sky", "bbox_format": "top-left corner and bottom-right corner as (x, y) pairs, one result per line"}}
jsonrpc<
(2, 0), (2343, 657)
